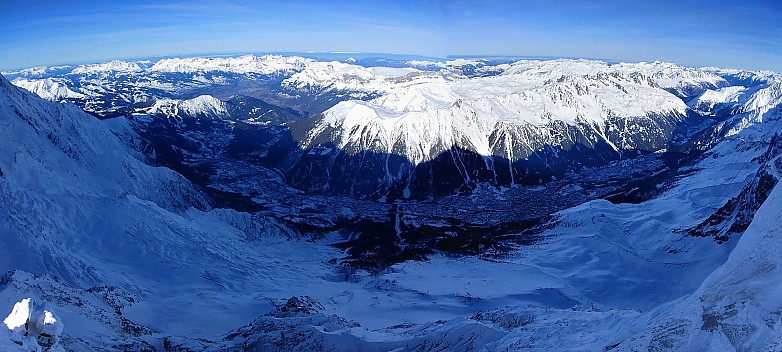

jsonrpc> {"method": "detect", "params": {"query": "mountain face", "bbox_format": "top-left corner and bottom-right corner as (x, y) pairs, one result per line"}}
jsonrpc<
(0, 56), (706, 199)
(0, 72), (309, 349)
(2, 55), (782, 351)
(620, 159), (782, 351)
(287, 60), (773, 199)
(11, 78), (85, 101)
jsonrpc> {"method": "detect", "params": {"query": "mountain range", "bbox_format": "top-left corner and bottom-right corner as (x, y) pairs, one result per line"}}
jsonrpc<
(1, 54), (781, 351)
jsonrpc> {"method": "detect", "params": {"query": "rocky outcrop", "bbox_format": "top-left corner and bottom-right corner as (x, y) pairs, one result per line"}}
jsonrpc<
(689, 133), (782, 242)
(3, 298), (64, 352)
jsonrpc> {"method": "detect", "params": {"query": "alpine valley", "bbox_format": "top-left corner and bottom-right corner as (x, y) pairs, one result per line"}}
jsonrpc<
(1, 54), (782, 351)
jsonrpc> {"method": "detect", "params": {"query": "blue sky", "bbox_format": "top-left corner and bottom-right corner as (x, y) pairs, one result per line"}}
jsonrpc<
(1, 0), (781, 72)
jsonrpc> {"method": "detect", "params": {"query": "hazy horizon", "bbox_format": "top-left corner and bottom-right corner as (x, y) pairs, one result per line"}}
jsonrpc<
(2, 0), (781, 72)
(2, 51), (763, 75)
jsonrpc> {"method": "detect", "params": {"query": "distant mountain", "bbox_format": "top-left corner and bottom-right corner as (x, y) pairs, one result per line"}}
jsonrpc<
(3, 55), (423, 118)
(11, 78), (85, 101)
(143, 94), (301, 124)
(70, 59), (144, 75)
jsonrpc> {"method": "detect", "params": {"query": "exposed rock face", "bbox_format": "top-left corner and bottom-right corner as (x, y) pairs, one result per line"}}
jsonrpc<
(284, 61), (780, 200)
(289, 61), (697, 199)
(689, 133), (782, 242)
(618, 175), (782, 351)
(266, 296), (326, 318)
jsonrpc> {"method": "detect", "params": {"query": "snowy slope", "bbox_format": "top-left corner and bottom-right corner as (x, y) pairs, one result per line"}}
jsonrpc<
(2, 56), (782, 351)
(287, 59), (782, 199)
(160, 110), (781, 351)
(0, 73), (306, 348)
(292, 59), (711, 198)
(306, 58), (736, 159)
(619, 163), (782, 351)
(11, 78), (85, 100)
(743, 81), (782, 119)
(611, 61), (728, 97)
(0, 71), (221, 280)
(308, 60), (688, 159)
(146, 94), (229, 119)
(688, 86), (748, 113)
(207, 62), (781, 349)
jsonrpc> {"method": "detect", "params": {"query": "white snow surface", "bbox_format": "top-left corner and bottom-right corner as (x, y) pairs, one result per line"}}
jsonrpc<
(282, 60), (427, 93)
(1, 57), (782, 350)
(689, 86), (748, 111)
(70, 60), (142, 74)
(11, 78), (85, 101)
(619, 161), (782, 351)
(3, 298), (64, 352)
(148, 54), (308, 74)
(2, 299), (31, 333)
(744, 81), (782, 119)
(307, 59), (690, 162)
(147, 94), (229, 118)
(3, 298), (63, 337)
(1, 65), (73, 79)
(612, 61), (728, 94)
(688, 74), (782, 118)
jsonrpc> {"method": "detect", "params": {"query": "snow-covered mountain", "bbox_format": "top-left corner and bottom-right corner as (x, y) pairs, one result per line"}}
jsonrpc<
(147, 94), (230, 119)
(2, 54), (426, 118)
(289, 59), (777, 199)
(6, 54), (779, 200)
(2, 54), (782, 351)
(141, 94), (301, 124)
(309, 59), (691, 155)
(70, 60), (144, 75)
(619, 140), (782, 351)
(11, 78), (85, 101)
(148, 54), (308, 74)
(281, 61), (425, 96)
(0, 73), (299, 349)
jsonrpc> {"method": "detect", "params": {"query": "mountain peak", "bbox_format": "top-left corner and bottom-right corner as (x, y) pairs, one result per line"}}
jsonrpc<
(70, 60), (142, 74)
(11, 77), (85, 100)
(147, 94), (229, 119)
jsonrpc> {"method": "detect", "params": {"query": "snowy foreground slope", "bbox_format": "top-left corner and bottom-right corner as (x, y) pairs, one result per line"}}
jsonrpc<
(0, 73), (312, 349)
(1, 55), (782, 351)
(621, 169), (782, 351)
